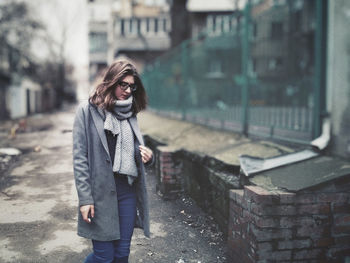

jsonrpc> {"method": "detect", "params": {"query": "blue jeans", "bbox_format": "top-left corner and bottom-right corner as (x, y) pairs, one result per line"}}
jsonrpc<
(84, 175), (136, 263)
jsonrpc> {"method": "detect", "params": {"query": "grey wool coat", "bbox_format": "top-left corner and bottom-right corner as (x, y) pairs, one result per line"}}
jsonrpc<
(72, 101), (150, 241)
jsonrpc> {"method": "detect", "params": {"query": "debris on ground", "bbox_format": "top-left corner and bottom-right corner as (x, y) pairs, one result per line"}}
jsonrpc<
(0, 148), (21, 178)
(33, 146), (41, 152)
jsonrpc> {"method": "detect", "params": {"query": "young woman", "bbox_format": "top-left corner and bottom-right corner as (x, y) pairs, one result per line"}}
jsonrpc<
(73, 60), (153, 263)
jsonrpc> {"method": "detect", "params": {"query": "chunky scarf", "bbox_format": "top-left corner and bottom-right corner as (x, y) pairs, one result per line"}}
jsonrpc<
(98, 96), (138, 185)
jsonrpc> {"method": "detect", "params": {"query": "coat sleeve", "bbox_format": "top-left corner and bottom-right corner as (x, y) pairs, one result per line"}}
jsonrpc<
(72, 104), (94, 206)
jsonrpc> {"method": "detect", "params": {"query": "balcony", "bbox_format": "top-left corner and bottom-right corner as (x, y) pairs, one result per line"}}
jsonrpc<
(113, 16), (171, 52)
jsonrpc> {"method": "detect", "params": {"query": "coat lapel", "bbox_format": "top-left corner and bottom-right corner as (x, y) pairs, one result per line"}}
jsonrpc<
(89, 105), (110, 155)
(129, 116), (145, 145)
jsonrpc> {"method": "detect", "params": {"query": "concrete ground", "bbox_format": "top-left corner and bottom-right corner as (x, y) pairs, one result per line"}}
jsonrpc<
(0, 104), (226, 263)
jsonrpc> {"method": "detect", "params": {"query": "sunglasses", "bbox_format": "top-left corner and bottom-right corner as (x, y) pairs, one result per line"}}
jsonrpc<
(118, 81), (137, 92)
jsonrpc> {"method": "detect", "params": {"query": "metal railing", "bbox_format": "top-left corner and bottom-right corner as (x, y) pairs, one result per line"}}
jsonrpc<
(142, 0), (327, 144)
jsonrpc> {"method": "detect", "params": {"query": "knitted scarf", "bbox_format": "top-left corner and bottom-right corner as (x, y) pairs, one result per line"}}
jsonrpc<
(98, 96), (138, 185)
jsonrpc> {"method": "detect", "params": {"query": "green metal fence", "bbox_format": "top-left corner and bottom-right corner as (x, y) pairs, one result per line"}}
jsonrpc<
(142, 0), (327, 143)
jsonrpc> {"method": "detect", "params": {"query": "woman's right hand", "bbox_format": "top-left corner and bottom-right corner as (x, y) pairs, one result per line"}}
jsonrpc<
(80, 204), (94, 224)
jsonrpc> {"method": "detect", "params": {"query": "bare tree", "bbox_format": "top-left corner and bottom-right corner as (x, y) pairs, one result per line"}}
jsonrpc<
(0, 1), (43, 75)
(28, 0), (82, 107)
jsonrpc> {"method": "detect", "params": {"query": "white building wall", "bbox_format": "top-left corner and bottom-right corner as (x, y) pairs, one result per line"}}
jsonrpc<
(6, 78), (42, 119)
(7, 85), (27, 119)
(327, 0), (350, 158)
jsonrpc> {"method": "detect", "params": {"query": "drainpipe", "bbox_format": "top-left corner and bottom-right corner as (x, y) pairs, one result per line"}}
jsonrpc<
(311, 116), (330, 151)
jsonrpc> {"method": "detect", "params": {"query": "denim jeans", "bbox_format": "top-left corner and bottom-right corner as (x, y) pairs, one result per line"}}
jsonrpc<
(84, 175), (136, 263)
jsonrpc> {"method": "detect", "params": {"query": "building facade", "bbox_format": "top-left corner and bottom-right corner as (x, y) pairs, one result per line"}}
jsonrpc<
(87, 0), (171, 82)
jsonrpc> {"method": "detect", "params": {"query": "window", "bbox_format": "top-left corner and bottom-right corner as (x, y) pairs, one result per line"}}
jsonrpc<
(120, 19), (125, 35)
(252, 58), (257, 73)
(293, 10), (302, 32)
(271, 22), (283, 39)
(154, 18), (158, 33)
(268, 57), (283, 71)
(207, 59), (224, 78)
(146, 18), (150, 32)
(253, 22), (257, 38)
(163, 19), (167, 32)
(137, 19), (141, 35)
(129, 19), (133, 33)
(89, 32), (107, 53)
(212, 16), (216, 32)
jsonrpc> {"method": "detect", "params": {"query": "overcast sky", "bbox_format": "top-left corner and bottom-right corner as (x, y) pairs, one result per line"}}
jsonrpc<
(27, 0), (89, 99)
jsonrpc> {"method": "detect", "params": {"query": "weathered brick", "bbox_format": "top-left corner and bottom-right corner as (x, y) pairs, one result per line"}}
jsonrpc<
(273, 215), (331, 230)
(334, 215), (350, 225)
(254, 216), (279, 228)
(277, 190), (296, 204)
(228, 237), (256, 263)
(230, 202), (243, 217)
(327, 247), (350, 259)
(334, 235), (350, 245)
(241, 198), (252, 210)
(332, 203), (350, 213)
(244, 185), (279, 204)
(333, 225), (350, 235)
(313, 237), (334, 247)
(275, 205), (297, 216)
(298, 203), (331, 215)
(312, 215), (332, 226)
(298, 217), (319, 227)
(236, 190), (244, 204)
(258, 250), (292, 261)
(161, 167), (182, 175)
(158, 152), (172, 160)
(158, 146), (173, 154)
(243, 209), (255, 222)
(160, 161), (175, 169)
(164, 178), (177, 184)
(278, 239), (312, 250)
(160, 175), (176, 184)
(250, 224), (293, 242)
(293, 248), (325, 260)
(295, 194), (317, 204)
(280, 216), (330, 228)
(317, 192), (349, 203)
(250, 203), (297, 216)
(232, 222), (243, 237)
(229, 189), (244, 202)
(297, 226), (330, 238)
(257, 242), (273, 252)
(280, 217), (295, 228)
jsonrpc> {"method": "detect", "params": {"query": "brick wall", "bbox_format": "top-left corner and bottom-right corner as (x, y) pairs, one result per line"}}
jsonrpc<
(154, 144), (240, 233)
(228, 182), (350, 262)
(180, 151), (240, 234)
(145, 136), (350, 261)
(156, 146), (184, 199)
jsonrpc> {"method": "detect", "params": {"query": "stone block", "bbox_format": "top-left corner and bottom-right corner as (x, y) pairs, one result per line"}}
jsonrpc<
(244, 185), (279, 205)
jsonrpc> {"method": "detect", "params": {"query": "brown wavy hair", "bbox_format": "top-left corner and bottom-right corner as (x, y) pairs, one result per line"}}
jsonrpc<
(89, 60), (147, 114)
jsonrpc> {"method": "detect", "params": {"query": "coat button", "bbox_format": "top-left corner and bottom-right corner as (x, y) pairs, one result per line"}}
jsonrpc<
(106, 159), (110, 163)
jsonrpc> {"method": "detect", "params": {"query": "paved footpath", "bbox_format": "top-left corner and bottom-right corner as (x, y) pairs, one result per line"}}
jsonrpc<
(0, 104), (226, 263)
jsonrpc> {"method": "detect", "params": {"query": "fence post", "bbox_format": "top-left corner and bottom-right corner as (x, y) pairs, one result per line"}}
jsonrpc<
(241, 0), (251, 136)
(313, 0), (327, 138)
(181, 41), (189, 120)
(153, 61), (160, 109)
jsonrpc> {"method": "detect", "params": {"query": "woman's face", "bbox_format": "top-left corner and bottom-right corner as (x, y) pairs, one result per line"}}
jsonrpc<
(115, 75), (134, 100)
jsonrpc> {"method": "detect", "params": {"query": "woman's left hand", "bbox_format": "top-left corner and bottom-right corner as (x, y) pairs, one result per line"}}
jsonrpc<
(139, 145), (153, 163)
